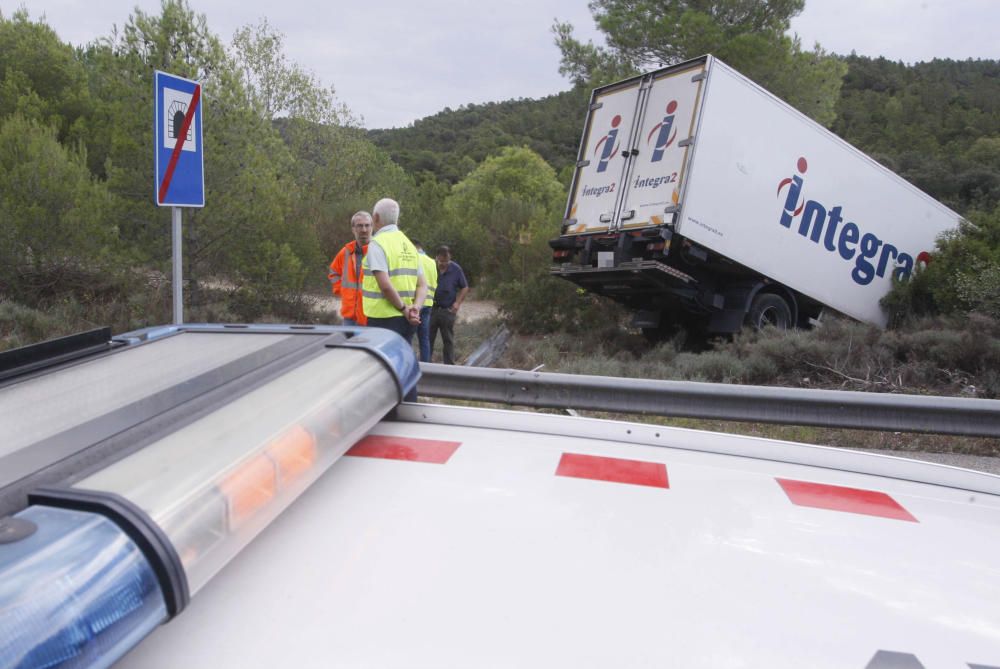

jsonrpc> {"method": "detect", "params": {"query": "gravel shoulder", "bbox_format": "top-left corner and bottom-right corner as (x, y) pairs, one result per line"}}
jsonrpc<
(855, 450), (1000, 475)
(312, 293), (498, 324)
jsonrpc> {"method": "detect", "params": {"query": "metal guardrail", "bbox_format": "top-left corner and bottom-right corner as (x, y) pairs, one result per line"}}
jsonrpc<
(462, 326), (511, 368)
(417, 364), (1000, 438)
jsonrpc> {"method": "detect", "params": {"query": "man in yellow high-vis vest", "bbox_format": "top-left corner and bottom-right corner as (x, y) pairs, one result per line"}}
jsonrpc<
(362, 198), (428, 352)
(411, 239), (438, 363)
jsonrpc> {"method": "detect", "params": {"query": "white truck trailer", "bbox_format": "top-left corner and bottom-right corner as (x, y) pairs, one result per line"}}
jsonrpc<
(550, 55), (962, 335)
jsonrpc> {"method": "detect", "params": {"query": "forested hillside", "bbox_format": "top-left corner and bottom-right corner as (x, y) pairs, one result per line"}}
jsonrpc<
(834, 56), (1000, 213)
(368, 88), (589, 184)
(372, 55), (1000, 215)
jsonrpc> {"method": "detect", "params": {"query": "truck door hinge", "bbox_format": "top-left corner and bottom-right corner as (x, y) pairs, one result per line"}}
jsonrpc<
(678, 137), (694, 147)
(620, 209), (636, 221)
(664, 205), (680, 214)
(589, 102), (604, 111)
(599, 213), (613, 223)
(691, 72), (707, 82)
(576, 159), (591, 168)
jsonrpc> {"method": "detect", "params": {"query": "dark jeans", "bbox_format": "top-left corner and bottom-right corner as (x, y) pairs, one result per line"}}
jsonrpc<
(366, 316), (415, 344)
(366, 316), (418, 402)
(417, 306), (432, 363)
(430, 307), (457, 365)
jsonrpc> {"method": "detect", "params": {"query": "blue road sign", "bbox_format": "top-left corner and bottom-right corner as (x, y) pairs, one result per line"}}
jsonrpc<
(154, 71), (205, 207)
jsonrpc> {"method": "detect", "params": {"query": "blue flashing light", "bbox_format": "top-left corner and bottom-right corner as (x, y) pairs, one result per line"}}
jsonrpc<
(332, 326), (421, 400)
(0, 506), (167, 669)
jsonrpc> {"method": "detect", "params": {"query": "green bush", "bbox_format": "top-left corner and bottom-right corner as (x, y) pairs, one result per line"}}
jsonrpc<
(496, 272), (629, 335)
(882, 207), (1000, 323)
(0, 114), (126, 303)
(0, 300), (66, 349)
(0, 280), (170, 352)
(227, 240), (311, 322)
(498, 313), (1000, 398)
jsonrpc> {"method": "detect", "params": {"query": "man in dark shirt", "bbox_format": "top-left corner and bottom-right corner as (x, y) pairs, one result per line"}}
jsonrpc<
(430, 245), (470, 365)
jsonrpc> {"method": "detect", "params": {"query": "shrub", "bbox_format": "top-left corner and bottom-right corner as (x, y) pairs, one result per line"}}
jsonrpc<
(497, 271), (628, 335)
(0, 114), (126, 304)
(882, 206), (1000, 323)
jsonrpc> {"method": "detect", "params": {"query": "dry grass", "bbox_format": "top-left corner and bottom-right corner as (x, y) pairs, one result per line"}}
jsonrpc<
(468, 316), (1000, 457)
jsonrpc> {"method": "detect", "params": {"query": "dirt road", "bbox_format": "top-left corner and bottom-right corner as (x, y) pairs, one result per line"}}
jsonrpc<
(313, 293), (497, 323)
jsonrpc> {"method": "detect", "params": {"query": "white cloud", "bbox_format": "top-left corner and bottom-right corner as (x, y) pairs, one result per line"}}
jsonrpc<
(789, 0), (999, 63)
(6, 0), (998, 128)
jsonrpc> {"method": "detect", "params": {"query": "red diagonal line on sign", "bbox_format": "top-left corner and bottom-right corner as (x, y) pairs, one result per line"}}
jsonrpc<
(158, 84), (201, 204)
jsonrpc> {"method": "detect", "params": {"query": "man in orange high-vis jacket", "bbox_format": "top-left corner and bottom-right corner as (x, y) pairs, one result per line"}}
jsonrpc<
(328, 211), (372, 326)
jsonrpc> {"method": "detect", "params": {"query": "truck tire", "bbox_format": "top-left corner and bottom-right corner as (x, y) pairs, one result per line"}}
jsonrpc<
(747, 293), (792, 330)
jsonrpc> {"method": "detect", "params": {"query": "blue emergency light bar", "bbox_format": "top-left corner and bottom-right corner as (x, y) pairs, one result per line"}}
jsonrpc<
(0, 324), (417, 669)
(0, 507), (166, 669)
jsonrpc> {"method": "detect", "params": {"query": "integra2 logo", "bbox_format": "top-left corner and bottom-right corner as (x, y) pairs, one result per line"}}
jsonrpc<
(777, 156), (922, 286)
(593, 115), (622, 173)
(647, 100), (678, 162)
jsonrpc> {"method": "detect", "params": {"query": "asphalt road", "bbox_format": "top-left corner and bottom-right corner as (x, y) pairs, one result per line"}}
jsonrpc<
(859, 450), (1000, 476)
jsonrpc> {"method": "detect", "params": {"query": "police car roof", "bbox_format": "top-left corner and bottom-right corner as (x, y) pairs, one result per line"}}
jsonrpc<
(117, 402), (1000, 669)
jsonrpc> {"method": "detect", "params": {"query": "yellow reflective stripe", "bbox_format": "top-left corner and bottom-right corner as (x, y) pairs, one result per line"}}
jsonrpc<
(388, 268), (419, 277)
(359, 289), (414, 301)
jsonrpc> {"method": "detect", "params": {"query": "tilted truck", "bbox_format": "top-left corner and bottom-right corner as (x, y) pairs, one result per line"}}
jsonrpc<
(549, 55), (962, 336)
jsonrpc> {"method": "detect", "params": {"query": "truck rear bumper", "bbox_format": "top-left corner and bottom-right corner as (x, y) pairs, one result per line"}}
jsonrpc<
(550, 260), (696, 301)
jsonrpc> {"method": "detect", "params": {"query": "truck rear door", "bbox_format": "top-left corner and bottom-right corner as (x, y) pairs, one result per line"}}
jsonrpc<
(617, 61), (707, 231)
(562, 58), (709, 238)
(562, 78), (643, 235)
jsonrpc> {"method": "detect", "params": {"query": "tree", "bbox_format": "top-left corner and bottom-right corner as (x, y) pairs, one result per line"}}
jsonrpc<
(882, 206), (1000, 324)
(275, 118), (415, 274)
(553, 0), (847, 126)
(0, 9), (91, 145)
(86, 0), (321, 315)
(442, 146), (565, 282)
(0, 115), (121, 300)
(834, 56), (1000, 212)
(437, 145), (621, 333)
(81, 0), (235, 261)
(231, 18), (355, 126)
(369, 88), (591, 184)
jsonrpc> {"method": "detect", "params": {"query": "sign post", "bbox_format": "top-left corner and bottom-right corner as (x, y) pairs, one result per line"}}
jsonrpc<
(154, 71), (205, 324)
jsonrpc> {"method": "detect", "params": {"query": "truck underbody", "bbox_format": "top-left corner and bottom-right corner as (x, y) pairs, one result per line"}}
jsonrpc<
(550, 227), (824, 336)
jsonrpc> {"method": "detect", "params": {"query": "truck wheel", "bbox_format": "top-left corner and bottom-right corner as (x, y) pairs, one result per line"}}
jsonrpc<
(747, 293), (792, 330)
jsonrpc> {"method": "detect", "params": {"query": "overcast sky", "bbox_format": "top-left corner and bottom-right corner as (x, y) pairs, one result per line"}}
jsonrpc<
(4, 0), (998, 129)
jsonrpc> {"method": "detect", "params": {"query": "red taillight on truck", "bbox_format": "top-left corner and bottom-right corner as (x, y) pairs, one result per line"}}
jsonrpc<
(553, 250), (572, 260)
